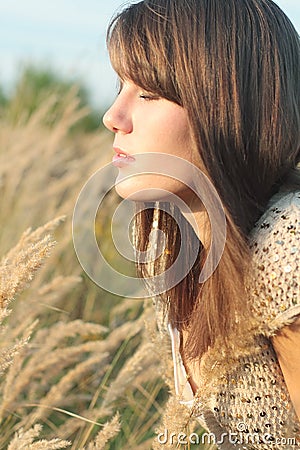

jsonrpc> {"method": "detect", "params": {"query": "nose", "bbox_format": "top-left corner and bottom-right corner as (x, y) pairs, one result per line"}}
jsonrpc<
(102, 100), (132, 134)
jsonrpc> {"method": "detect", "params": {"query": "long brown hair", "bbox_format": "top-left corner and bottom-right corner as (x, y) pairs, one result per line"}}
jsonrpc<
(107, 0), (300, 360)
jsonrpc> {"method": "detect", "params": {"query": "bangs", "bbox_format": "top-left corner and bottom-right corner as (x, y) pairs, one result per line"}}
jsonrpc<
(107, 1), (181, 104)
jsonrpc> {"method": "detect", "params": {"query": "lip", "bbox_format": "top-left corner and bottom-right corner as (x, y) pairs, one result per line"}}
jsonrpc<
(112, 147), (136, 168)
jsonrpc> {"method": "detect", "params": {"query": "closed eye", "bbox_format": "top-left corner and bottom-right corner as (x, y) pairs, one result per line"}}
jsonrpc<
(139, 92), (160, 101)
(116, 78), (124, 95)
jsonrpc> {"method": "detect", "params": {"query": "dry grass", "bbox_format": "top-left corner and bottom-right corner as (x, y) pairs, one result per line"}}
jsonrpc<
(0, 90), (202, 449)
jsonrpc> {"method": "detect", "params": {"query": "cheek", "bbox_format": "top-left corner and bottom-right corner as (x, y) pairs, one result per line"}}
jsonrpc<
(159, 122), (192, 159)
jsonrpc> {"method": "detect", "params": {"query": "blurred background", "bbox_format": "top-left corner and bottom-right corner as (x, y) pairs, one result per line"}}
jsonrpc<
(1, 0), (300, 113)
(0, 1), (299, 448)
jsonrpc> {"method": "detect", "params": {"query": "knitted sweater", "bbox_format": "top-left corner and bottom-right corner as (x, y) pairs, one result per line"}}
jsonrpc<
(157, 184), (300, 450)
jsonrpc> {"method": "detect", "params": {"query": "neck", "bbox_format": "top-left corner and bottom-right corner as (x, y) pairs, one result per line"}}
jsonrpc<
(179, 195), (211, 249)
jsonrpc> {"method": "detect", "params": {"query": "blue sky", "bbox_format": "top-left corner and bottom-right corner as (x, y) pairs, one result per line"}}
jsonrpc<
(1, 0), (300, 110)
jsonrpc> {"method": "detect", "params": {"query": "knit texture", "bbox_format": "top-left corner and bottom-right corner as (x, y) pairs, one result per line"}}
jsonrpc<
(155, 185), (300, 449)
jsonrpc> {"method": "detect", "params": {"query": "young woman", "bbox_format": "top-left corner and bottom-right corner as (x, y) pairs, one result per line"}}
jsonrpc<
(103, 0), (300, 448)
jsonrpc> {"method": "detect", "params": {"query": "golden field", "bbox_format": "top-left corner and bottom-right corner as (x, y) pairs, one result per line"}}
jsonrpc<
(0, 75), (204, 449)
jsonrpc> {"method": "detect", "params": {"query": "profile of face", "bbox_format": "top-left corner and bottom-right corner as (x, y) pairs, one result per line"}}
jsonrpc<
(103, 80), (196, 205)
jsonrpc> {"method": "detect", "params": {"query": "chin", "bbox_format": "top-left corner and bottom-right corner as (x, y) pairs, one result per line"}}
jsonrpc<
(114, 182), (169, 202)
(114, 176), (192, 206)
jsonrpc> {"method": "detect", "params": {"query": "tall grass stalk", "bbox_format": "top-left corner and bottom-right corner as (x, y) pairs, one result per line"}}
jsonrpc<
(0, 89), (202, 448)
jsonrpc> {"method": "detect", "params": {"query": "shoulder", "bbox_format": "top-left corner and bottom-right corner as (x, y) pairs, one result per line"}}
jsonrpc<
(247, 187), (300, 336)
(250, 188), (300, 241)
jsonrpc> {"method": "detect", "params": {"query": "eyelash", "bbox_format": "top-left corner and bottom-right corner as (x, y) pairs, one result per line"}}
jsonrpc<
(117, 83), (123, 95)
(116, 81), (160, 101)
(139, 93), (160, 101)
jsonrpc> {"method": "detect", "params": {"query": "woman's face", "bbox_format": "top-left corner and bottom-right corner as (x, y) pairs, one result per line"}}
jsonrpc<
(103, 80), (196, 203)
